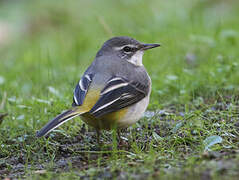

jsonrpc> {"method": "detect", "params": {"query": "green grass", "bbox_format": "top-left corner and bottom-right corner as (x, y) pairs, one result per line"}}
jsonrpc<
(1, 0), (239, 179)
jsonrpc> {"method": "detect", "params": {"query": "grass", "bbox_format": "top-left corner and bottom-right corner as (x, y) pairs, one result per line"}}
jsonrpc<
(1, 0), (239, 179)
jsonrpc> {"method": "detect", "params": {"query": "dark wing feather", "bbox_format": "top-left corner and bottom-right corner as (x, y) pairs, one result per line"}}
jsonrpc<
(72, 74), (93, 106)
(89, 77), (149, 117)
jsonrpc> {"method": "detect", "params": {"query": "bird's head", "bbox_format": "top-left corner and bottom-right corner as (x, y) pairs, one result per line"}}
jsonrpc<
(97, 36), (160, 66)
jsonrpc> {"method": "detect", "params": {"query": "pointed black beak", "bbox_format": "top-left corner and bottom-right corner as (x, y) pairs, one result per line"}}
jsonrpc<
(141, 43), (161, 50)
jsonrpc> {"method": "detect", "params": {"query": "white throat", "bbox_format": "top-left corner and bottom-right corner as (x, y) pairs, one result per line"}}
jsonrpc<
(127, 50), (144, 66)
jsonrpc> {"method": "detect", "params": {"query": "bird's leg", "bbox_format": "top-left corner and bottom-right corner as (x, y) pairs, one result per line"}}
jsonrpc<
(117, 128), (129, 148)
(96, 129), (102, 147)
(117, 129), (121, 142)
(117, 129), (123, 146)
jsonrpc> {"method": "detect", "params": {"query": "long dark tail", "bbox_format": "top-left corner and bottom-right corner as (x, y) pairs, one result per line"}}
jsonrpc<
(36, 108), (82, 137)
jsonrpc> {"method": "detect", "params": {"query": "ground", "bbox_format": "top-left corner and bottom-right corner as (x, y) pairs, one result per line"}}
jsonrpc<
(0, 0), (239, 179)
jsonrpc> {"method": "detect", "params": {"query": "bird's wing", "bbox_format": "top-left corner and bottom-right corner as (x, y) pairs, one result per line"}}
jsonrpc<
(72, 74), (94, 106)
(89, 76), (149, 117)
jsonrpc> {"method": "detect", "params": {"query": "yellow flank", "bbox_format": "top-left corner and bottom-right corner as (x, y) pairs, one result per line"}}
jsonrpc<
(76, 88), (101, 113)
(81, 108), (128, 130)
(76, 87), (128, 130)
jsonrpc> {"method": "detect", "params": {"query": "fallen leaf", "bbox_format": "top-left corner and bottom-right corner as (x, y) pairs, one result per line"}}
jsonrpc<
(166, 75), (178, 81)
(171, 121), (184, 134)
(34, 170), (47, 174)
(0, 76), (5, 85)
(152, 132), (163, 141)
(32, 97), (51, 105)
(48, 86), (60, 97)
(16, 114), (25, 120)
(203, 135), (223, 151)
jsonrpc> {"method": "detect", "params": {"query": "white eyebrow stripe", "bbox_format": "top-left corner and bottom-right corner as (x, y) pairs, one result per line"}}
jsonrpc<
(101, 82), (128, 95)
(91, 97), (121, 114)
(114, 44), (138, 51)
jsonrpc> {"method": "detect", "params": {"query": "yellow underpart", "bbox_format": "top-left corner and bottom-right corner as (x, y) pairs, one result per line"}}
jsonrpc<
(76, 87), (128, 130)
(75, 88), (101, 113)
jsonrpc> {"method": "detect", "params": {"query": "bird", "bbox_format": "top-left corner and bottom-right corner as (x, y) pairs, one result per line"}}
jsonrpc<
(36, 36), (160, 143)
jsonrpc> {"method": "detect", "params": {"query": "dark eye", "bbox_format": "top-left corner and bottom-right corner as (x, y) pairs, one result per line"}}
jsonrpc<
(123, 46), (133, 52)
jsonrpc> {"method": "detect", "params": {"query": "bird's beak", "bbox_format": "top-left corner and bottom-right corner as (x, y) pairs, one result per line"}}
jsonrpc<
(141, 43), (161, 50)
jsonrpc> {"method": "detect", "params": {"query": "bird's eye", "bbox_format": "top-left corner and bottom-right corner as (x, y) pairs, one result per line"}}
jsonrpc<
(123, 46), (133, 52)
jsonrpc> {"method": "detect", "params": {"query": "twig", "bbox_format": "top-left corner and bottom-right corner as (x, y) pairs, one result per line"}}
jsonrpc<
(74, 149), (136, 155)
(97, 16), (113, 36)
(0, 91), (7, 110)
(0, 113), (8, 125)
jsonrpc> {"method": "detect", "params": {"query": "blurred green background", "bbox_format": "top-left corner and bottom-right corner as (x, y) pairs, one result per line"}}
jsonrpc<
(0, 0), (239, 179)
(1, 0), (239, 105)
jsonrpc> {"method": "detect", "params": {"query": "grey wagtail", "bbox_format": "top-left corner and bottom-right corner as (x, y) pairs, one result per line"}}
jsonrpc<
(36, 36), (160, 142)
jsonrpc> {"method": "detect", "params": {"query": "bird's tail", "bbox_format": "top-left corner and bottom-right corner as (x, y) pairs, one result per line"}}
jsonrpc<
(36, 107), (84, 137)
